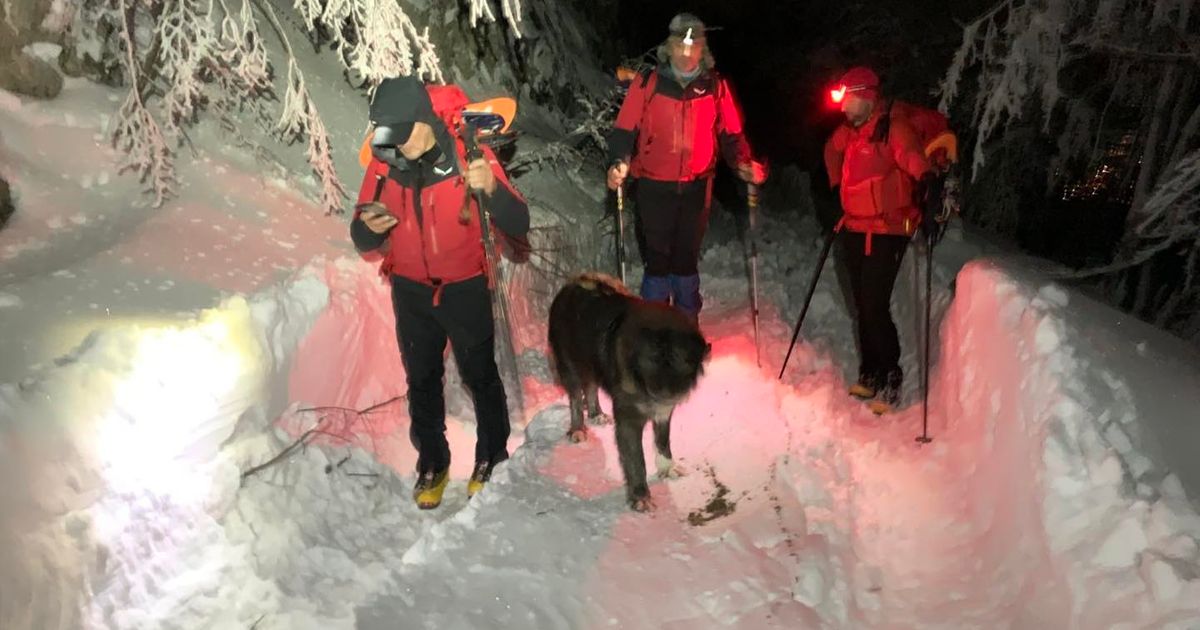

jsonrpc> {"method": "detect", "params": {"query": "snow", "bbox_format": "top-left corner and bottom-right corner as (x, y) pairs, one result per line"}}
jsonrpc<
(3, 29), (1200, 630)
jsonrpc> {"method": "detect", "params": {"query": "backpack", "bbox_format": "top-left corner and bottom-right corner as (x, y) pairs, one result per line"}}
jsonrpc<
(438, 85), (532, 265)
(872, 100), (961, 223)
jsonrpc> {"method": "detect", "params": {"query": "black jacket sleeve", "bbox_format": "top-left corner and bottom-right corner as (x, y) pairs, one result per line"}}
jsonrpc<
(479, 145), (530, 238)
(350, 217), (389, 252)
(484, 183), (530, 237)
(606, 72), (655, 166)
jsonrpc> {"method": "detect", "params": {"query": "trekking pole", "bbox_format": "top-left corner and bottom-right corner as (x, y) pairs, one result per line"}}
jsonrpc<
(464, 128), (525, 420)
(746, 183), (762, 367)
(916, 229), (934, 444)
(779, 226), (840, 380)
(615, 184), (627, 285)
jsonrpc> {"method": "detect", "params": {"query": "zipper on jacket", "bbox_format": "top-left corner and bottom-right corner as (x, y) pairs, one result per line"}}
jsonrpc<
(678, 97), (689, 181)
(412, 165), (435, 283)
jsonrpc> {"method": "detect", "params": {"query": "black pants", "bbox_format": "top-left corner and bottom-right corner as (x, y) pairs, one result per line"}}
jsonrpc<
(838, 232), (910, 383)
(633, 178), (712, 276)
(391, 275), (509, 474)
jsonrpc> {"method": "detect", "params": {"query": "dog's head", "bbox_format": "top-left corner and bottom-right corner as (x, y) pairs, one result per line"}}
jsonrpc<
(630, 324), (712, 403)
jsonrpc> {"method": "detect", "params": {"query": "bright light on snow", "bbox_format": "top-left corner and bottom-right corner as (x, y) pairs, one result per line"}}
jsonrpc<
(93, 309), (252, 502)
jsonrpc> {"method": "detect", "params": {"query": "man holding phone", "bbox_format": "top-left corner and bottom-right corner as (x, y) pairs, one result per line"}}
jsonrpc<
(350, 76), (530, 510)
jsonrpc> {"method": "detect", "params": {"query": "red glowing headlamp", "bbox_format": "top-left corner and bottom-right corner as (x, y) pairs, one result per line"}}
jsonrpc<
(829, 83), (871, 104)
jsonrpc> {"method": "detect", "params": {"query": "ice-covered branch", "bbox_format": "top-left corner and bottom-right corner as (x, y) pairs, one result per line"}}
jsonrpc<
(296, 0), (444, 86)
(939, 0), (1069, 178)
(214, 0), (272, 99)
(468, 0), (524, 38)
(111, 0), (177, 207)
(156, 0), (217, 137)
(943, 0), (1197, 182)
(276, 57), (348, 215)
(944, 0), (1200, 335)
(1130, 149), (1200, 241)
(84, 0), (523, 214)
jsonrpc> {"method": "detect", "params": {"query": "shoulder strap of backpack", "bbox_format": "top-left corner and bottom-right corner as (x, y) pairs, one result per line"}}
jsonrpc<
(712, 71), (730, 125)
(640, 70), (658, 112)
(871, 99), (894, 144)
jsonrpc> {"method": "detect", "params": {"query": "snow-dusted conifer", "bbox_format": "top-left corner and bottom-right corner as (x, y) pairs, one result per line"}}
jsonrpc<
(942, 0), (1199, 339)
(69, 0), (523, 214)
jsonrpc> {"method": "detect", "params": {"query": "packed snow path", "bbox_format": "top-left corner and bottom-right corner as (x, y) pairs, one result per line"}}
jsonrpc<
(346, 323), (1059, 628)
(352, 346), (1041, 629)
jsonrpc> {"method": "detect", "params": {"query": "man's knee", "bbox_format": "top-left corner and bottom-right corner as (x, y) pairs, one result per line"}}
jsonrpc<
(405, 359), (445, 392)
(457, 341), (502, 390)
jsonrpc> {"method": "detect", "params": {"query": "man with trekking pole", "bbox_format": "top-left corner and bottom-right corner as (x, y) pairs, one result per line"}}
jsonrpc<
(350, 76), (530, 509)
(780, 66), (953, 422)
(606, 12), (765, 325)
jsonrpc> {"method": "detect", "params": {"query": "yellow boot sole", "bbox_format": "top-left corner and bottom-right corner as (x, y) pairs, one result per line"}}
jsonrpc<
(868, 399), (894, 415)
(414, 470), (449, 510)
(467, 478), (485, 499)
(848, 383), (876, 399)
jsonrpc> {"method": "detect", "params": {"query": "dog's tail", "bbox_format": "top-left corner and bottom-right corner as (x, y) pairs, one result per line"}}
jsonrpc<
(571, 272), (633, 297)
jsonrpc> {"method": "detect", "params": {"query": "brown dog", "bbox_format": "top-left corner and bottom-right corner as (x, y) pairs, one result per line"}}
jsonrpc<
(547, 273), (710, 511)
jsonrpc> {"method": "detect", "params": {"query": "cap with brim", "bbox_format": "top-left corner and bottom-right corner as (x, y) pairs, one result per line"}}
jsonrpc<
(837, 67), (879, 92)
(668, 13), (706, 40)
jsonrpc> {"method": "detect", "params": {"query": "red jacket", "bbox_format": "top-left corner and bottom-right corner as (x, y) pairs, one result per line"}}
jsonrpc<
(352, 138), (528, 294)
(608, 68), (751, 182)
(824, 105), (931, 242)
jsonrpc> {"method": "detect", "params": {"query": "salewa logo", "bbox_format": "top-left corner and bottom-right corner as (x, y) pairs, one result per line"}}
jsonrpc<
(433, 164), (453, 176)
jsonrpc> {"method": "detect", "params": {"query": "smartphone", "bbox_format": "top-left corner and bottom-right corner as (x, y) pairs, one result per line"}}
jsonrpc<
(356, 203), (392, 219)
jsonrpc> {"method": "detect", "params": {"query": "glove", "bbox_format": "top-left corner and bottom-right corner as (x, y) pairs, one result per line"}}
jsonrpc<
(737, 160), (769, 185)
(607, 160), (630, 191)
(918, 171), (945, 246)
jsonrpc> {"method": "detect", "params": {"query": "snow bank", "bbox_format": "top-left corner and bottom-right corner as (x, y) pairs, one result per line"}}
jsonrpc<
(0, 251), (565, 629)
(0, 261), (329, 629)
(732, 255), (1200, 629)
(4, 241), (1198, 629)
(935, 260), (1200, 627)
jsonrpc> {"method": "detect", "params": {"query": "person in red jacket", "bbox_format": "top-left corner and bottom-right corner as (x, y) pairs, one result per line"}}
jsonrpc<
(351, 76), (530, 509)
(823, 66), (935, 413)
(606, 12), (765, 323)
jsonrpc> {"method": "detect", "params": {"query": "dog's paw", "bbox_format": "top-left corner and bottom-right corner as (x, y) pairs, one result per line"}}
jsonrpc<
(655, 455), (687, 480)
(630, 495), (655, 512)
(587, 412), (612, 426)
(566, 427), (589, 443)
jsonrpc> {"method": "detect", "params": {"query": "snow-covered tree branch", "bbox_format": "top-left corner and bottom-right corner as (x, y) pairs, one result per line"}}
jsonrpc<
(277, 57), (346, 214)
(110, 0), (177, 207)
(468, 0), (523, 38)
(293, 0), (445, 88)
(942, 0), (1200, 339)
(61, 0), (525, 214)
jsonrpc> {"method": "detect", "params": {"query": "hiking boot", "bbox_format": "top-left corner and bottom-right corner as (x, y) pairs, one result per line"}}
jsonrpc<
(868, 370), (902, 415)
(467, 461), (496, 499)
(848, 372), (879, 400)
(413, 468), (450, 510)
